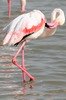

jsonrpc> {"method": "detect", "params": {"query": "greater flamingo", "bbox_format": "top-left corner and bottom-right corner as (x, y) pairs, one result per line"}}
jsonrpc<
(3, 8), (65, 82)
(7, 0), (26, 17)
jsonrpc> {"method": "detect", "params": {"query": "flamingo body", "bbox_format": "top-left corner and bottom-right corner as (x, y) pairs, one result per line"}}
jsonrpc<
(3, 10), (46, 45)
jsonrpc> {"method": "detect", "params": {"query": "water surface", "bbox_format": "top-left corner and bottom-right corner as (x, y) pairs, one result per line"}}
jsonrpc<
(0, 0), (66, 100)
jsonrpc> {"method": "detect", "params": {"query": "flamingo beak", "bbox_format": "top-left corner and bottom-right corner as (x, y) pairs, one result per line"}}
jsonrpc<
(8, 0), (11, 17)
(46, 22), (60, 29)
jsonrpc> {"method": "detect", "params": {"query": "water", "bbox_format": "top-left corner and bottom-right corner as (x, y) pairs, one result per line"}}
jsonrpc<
(0, 0), (66, 100)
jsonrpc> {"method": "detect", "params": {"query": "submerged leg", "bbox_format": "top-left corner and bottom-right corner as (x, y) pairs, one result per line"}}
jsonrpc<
(12, 41), (34, 81)
(8, 0), (11, 17)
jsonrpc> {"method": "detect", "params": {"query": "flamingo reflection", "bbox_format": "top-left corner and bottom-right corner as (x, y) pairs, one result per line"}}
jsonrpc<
(16, 82), (34, 95)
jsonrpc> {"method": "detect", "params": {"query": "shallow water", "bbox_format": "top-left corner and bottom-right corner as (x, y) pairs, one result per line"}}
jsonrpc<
(0, 0), (66, 100)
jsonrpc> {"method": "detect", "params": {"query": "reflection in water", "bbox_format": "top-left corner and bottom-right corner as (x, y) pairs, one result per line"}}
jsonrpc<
(21, 83), (34, 94)
(15, 81), (34, 100)
(17, 81), (34, 94)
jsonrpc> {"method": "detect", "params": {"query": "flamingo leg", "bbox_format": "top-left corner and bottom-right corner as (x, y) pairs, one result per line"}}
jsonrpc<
(8, 0), (11, 17)
(22, 46), (26, 82)
(12, 40), (34, 81)
(20, 0), (26, 12)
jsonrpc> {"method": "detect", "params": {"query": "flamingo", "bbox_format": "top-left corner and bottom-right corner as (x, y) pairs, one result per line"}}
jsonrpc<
(7, 0), (26, 17)
(3, 8), (65, 82)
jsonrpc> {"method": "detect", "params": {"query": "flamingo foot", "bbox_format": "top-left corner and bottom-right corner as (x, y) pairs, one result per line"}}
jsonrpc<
(29, 78), (34, 81)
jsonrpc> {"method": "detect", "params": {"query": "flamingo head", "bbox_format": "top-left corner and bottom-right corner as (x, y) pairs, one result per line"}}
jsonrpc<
(51, 8), (65, 26)
(45, 8), (65, 29)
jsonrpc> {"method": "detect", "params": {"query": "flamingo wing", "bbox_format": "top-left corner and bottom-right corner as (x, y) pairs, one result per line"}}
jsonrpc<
(3, 10), (46, 45)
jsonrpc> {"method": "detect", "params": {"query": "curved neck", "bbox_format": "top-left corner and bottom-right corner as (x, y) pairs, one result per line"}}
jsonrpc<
(51, 9), (64, 21)
(51, 9), (65, 25)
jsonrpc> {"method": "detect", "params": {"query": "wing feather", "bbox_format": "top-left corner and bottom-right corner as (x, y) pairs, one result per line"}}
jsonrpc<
(3, 10), (46, 45)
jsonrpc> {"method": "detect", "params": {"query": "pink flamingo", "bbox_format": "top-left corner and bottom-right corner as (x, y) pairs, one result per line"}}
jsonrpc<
(3, 8), (65, 82)
(7, 0), (26, 17)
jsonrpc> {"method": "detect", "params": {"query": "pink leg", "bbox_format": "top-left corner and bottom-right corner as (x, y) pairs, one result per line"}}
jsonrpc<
(12, 41), (34, 81)
(8, 0), (11, 17)
(13, 61), (34, 81)
(20, 0), (26, 12)
(22, 46), (26, 82)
